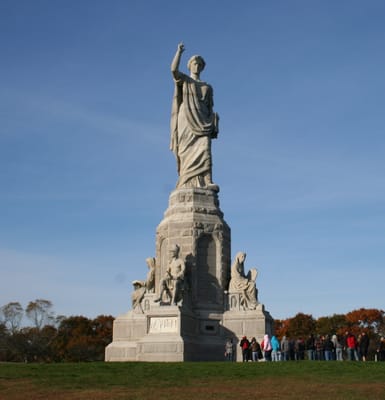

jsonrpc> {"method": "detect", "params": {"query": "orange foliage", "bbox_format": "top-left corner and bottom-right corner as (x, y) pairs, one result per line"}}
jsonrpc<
(274, 309), (385, 341)
(345, 308), (384, 330)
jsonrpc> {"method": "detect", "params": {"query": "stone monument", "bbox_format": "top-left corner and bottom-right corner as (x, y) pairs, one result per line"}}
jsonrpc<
(105, 43), (273, 362)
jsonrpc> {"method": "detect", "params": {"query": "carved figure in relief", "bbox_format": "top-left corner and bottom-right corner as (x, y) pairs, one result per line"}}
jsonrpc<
(131, 257), (156, 312)
(131, 281), (146, 313)
(144, 257), (156, 293)
(170, 42), (219, 191)
(229, 252), (259, 310)
(155, 244), (185, 305)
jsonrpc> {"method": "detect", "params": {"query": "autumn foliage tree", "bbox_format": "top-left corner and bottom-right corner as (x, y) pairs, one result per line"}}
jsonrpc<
(345, 308), (385, 335)
(0, 299), (114, 362)
(274, 318), (290, 339)
(287, 313), (316, 339)
(274, 313), (316, 339)
(316, 314), (346, 336)
(52, 315), (113, 362)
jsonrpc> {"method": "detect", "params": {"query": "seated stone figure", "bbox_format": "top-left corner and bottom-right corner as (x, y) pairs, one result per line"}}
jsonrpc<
(155, 244), (185, 305)
(228, 252), (259, 310)
(131, 257), (156, 312)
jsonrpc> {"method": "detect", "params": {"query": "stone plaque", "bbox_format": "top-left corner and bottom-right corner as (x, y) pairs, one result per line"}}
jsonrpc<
(149, 317), (178, 333)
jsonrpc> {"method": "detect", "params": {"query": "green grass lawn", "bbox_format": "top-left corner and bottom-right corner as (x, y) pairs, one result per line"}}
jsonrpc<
(1, 361), (385, 399)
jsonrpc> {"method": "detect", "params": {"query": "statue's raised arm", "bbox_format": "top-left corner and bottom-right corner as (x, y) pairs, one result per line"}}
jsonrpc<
(170, 43), (219, 191)
(171, 43), (185, 80)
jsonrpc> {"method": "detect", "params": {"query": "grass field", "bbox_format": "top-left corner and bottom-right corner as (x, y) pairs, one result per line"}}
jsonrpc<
(1, 361), (385, 400)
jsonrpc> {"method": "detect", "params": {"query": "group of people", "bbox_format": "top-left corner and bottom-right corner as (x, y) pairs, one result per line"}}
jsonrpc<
(225, 332), (385, 362)
(225, 334), (280, 362)
(299, 332), (372, 361)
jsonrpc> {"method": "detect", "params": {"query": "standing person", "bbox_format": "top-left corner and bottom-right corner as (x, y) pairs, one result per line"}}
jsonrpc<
(332, 334), (343, 361)
(262, 334), (272, 361)
(250, 337), (262, 362)
(359, 332), (370, 361)
(323, 335), (335, 361)
(315, 335), (324, 361)
(377, 337), (385, 361)
(288, 338), (296, 361)
(224, 338), (234, 361)
(296, 337), (305, 360)
(271, 335), (281, 361)
(280, 336), (289, 361)
(240, 336), (250, 362)
(306, 334), (315, 360)
(346, 332), (358, 361)
(170, 42), (219, 190)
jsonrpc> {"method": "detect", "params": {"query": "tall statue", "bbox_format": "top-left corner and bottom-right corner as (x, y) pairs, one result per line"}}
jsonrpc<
(229, 252), (259, 310)
(170, 43), (219, 191)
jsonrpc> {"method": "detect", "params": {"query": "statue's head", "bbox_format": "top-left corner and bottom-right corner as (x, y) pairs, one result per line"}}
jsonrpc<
(187, 55), (206, 72)
(145, 257), (156, 269)
(132, 280), (142, 289)
(236, 252), (246, 264)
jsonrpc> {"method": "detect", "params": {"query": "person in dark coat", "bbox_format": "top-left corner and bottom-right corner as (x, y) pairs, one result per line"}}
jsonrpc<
(359, 332), (370, 361)
(240, 336), (250, 362)
(377, 337), (385, 361)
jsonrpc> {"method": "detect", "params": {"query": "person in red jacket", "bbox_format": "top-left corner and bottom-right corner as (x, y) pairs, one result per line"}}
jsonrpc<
(346, 332), (358, 361)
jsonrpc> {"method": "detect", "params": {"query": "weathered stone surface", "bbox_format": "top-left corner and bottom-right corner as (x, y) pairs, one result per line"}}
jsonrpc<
(170, 43), (219, 190)
(223, 303), (273, 361)
(156, 188), (231, 311)
(105, 187), (273, 361)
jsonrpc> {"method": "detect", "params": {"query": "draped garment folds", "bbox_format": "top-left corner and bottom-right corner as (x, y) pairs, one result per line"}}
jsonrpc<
(170, 73), (218, 188)
(229, 252), (259, 310)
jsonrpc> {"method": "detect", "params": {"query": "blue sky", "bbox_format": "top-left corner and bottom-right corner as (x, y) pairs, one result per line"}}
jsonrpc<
(1, 0), (384, 321)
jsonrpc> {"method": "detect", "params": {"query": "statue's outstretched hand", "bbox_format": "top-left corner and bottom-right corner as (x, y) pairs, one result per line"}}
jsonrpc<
(177, 43), (185, 53)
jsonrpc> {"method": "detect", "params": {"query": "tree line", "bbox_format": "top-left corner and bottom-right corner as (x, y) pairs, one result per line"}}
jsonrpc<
(274, 308), (385, 360)
(1, 300), (384, 362)
(0, 299), (113, 362)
